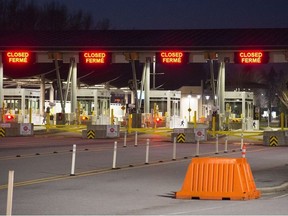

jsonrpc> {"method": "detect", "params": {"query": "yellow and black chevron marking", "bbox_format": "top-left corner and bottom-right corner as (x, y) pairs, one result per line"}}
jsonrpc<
(177, 133), (185, 143)
(0, 128), (5, 137)
(87, 130), (95, 139)
(269, 136), (278, 147)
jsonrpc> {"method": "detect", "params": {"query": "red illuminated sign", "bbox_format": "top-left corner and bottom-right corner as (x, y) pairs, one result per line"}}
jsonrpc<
(83, 52), (106, 64)
(235, 51), (269, 64)
(6, 51), (31, 64)
(160, 51), (184, 63)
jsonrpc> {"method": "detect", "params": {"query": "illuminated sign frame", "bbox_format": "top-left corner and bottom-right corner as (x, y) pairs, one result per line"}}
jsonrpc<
(82, 51), (108, 64)
(4, 51), (32, 64)
(158, 51), (186, 64)
(234, 51), (269, 64)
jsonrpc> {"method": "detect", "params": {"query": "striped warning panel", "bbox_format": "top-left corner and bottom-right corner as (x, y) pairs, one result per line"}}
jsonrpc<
(0, 128), (5, 137)
(177, 133), (185, 143)
(87, 130), (95, 139)
(269, 136), (278, 147)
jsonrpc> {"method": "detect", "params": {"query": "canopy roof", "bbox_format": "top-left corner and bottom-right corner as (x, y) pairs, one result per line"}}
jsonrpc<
(1, 28), (287, 89)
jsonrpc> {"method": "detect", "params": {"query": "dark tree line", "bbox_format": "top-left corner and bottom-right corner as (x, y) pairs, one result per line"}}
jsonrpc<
(0, 0), (111, 30)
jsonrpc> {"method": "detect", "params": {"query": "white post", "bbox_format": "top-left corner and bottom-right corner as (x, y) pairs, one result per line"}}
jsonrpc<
(195, 138), (200, 157)
(70, 144), (76, 176)
(134, 131), (138, 147)
(123, 131), (127, 147)
(145, 139), (150, 164)
(242, 144), (246, 158)
(6, 170), (14, 216)
(172, 136), (177, 160)
(240, 133), (244, 150)
(112, 141), (117, 169)
(215, 134), (219, 154)
(224, 134), (228, 153)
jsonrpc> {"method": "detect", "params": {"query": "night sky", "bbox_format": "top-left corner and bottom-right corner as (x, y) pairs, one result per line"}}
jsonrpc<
(37, 0), (288, 29)
(4, 0), (288, 90)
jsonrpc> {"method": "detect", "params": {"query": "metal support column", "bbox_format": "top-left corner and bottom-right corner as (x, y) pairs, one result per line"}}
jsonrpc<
(218, 62), (225, 115)
(71, 59), (77, 115)
(131, 59), (139, 113)
(138, 63), (146, 110)
(167, 91), (171, 128)
(125, 92), (129, 106)
(144, 57), (151, 114)
(131, 91), (135, 105)
(242, 92), (246, 130)
(40, 75), (45, 116)
(217, 62), (225, 130)
(152, 55), (156, 89)
(167, 91), (171, 118)
(0, 54), (3, 122)
(21, 89), (25, 121)
(54, 59), (65, 114)
(199, 80), (204, 118)
(49, 84), (54, 103)
(64, 58), (73, 106)
(209, 60), (216, 106)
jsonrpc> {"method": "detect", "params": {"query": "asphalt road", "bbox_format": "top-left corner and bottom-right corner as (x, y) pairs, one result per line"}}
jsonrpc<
(0, 130), (287, 215)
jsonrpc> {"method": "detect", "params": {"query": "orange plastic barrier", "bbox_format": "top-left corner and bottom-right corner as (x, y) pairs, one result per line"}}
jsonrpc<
(176, 157), (261, 200)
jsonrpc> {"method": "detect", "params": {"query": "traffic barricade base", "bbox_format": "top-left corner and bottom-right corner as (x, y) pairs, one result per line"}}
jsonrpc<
(176, 157), (261, 200)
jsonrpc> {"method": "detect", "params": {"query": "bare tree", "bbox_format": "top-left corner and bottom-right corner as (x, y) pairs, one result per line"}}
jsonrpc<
(275, 69), (288, 111)
(69, 10), (93, 30)
(95, 18), (111, 30)
(37, 1), (69, 30)
(0, 0), (110, 30)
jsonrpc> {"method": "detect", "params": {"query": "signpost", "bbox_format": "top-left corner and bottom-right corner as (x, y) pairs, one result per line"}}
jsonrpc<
(106, 125), (118, 138)
(20, 123), (32, 136)
(194, 128), (205, 141)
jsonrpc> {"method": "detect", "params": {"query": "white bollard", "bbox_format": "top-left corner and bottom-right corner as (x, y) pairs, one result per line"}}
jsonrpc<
(240, 133), (244, 150)
(123, 131), (127, 147)
(6, 170), (14, 216)
(70, 144), (76, 176)
(215, 134), (219, 154)
(145, 139), (150, 164)
(224, 134), (228, 153)
(195, 138), (200, 157)
(134, 131), (138, 147)
(112, 141), (118, 169)
(242, 144), (246, 158)
(172, 136), (177, 160)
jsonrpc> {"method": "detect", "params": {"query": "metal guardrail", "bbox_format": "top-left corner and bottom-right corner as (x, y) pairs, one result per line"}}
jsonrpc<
(35, 124), (87, 133)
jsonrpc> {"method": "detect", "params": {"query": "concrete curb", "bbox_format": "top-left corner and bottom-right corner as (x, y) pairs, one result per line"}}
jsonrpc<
(258, 182), (288, 194)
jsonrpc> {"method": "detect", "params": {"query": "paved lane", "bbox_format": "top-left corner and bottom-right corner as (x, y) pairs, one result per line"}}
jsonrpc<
(0, 131), (287, 214)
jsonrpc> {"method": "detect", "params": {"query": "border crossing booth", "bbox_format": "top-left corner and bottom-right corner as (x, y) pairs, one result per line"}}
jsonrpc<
(148, 90), (181, 128)
(178, 86), (203, 127)
(77, 88), (111, 125)
(3, 88), (41, 124)
(224, 91), (255, 130)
